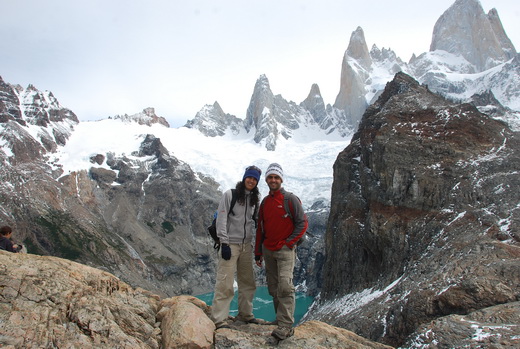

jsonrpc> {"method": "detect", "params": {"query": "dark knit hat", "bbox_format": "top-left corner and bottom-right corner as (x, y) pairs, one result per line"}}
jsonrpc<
(243, 165), (261, 182)
(265, 163), (284, 182)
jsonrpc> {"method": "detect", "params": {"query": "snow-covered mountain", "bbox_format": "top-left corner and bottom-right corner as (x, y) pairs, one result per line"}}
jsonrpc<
(1, 0), (519, 346)
(186, 0), (518, 149)
(54, 114), (348, 209)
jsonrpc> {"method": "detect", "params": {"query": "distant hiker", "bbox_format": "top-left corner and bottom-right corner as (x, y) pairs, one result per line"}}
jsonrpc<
(0, 226), (23, 253)
(210, 165), (264, 329)
(255, 163), (308, 340)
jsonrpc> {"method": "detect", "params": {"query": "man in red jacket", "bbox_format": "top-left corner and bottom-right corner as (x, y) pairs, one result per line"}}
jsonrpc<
(255, 163), (308, 340)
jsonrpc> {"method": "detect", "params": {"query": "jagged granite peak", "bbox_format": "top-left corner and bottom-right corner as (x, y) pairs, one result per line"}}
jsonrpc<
(0, 76), (22, 122)
(0, 76), (79, 153)
(300, 83), (329, 128)
(244, 74), (275, 133)
(112, 107), (170, 127)
(245, 74), (309, 151)
(430, 0), (516, 72)
(487, 7), (517, 58)
(184, 101), (244, 137)
(310, 72), (520, 346)
(186, 74), (356, 148)
(0, 76), (79, 128)
(333, 27), (370, 127)
(346, 26), (372, 70)
(19, 86), (79, 128)
(370, 45), (404, 71)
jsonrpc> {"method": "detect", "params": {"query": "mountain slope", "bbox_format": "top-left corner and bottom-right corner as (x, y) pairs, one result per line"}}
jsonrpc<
(1, 79), (225, 297)
(307, 72), (520, 347)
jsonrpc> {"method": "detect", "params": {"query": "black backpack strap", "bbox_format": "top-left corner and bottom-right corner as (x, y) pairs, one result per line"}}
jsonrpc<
(252, 202), (258, 227)
(255, 197), (268, 256)
(228, 189), (237, 216)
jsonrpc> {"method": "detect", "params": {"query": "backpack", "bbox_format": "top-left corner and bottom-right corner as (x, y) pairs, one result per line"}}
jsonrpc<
(207, 189), (258, 250)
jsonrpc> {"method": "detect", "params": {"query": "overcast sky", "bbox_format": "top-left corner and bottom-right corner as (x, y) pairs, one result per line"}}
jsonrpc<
(1, 0), (518, 127)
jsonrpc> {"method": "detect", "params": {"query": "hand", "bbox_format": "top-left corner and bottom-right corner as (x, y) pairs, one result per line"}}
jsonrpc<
(255, 255), (263, 267)
(221, 244), (231, 260)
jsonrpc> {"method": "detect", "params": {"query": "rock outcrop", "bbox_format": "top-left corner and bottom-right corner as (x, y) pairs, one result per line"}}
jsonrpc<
(308, 72), (520, 347)
(184, 102), (244, 137)
(0, 251), (392, 349)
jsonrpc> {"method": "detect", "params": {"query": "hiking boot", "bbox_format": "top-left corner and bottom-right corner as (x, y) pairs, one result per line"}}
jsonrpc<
(235, 316), (269, 325)
(271, 326), (294, 340)
(215, 320), (232, 329)
(246, 318), (269, 325)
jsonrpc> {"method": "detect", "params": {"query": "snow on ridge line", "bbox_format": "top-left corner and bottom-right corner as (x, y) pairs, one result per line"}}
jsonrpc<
(53, 119), (350, 207)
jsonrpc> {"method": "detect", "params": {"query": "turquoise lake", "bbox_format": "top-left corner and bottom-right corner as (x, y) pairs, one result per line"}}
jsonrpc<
(196, 286), (314, 325)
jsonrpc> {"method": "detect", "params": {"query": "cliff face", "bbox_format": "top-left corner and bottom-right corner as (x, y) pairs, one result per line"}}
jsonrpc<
(430, 0), (516, 72)
(310, 72), (520, 347)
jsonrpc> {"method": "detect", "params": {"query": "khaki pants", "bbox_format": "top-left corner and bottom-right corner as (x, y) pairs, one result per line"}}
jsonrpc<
(211, 243), (256, 325)
(264, 245), (296, 327)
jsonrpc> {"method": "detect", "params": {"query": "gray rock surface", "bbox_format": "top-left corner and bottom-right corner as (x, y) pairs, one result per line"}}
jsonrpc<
(430, 0), (516, 72)
(308, 72), (520, 347)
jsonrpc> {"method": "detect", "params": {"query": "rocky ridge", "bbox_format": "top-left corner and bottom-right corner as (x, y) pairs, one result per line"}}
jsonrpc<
(307, 72), (520, 347)
(187, 75), (353, 151)
(0, 251), (392, 349)
(111, 107), (170, 127)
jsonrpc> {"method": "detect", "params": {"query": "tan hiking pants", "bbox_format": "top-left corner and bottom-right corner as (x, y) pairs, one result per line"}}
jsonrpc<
(263, 245), (296, 327)
(210, 243), (256, 325)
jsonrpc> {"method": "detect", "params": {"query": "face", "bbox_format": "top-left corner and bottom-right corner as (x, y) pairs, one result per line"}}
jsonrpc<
(244, 177), (258, 191)
(266, 174), (282, 192)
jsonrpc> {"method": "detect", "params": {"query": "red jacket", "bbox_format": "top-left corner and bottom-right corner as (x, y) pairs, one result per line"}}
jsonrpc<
(255, 188), (308, 255)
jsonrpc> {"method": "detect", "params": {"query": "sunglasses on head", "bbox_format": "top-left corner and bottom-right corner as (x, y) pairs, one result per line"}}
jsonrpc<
(246, 165), (262, 175)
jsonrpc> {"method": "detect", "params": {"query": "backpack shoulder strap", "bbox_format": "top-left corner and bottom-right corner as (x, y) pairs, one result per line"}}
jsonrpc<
(229, 189), (238, 216)
(252, 200), (258, 224)
(283, 191), (295, 220)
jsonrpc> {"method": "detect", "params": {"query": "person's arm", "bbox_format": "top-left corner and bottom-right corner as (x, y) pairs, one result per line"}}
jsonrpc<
(216, 190), (232, 244)
(4, 239), (16, 252)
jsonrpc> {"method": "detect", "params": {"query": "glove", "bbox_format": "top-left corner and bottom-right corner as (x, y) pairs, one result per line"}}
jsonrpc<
(221, 244), (231, 260)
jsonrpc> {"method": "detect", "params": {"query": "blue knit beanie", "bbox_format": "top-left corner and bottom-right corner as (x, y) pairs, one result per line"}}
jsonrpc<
(243, 165), (261, 182)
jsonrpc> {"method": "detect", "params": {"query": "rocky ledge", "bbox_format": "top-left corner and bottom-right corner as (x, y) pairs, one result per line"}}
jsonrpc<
(0, 251), (391, 348)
